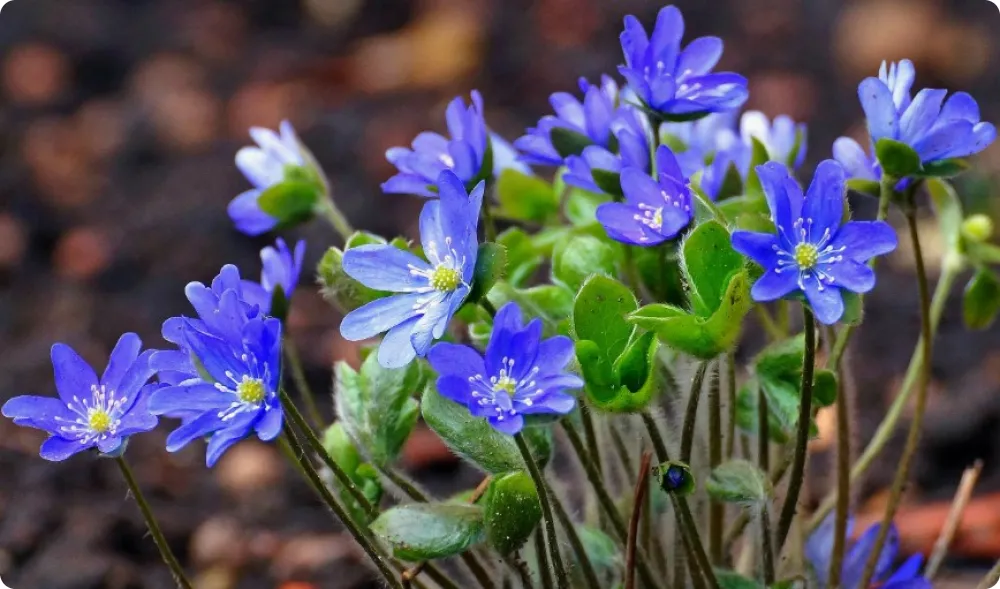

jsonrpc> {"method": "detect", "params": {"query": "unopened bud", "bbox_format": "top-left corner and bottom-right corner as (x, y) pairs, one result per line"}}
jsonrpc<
(962, 214), (994, 243)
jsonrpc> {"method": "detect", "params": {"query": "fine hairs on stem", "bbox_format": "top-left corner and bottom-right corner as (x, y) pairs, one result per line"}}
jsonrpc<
(625, 451), (653, 589)
(857, 208), (935, 588)
(514, 432), (569, 589)
(115, 458), (193, 589)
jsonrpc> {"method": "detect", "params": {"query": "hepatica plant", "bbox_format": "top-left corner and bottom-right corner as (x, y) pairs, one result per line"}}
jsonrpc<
(6, 4), (1000, 589)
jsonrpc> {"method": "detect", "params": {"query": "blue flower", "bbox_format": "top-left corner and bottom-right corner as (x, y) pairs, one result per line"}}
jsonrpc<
(149, 265), (283, 467)
(563, 107), (652, 194)
(806, 514), (931, 589)
(341, 171), (482, 368)
(515, 76), (620, 166)
(619, 5), (748, 117)
(228, 121), (319, 236)
(427, 302), (581, 435)
(241, 238), (306, 316)
(2, 334), (158, 461)
(853, 59), (995, 174)
(383, 92), (492, 197)
(738, 111), (808, 168)
(663, 112), (747, 199)
(731, 161), (898, 324)
(595, 145), (693, 246)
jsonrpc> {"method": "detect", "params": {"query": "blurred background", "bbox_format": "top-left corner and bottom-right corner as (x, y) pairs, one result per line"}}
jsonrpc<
(0, 0), (998, 587)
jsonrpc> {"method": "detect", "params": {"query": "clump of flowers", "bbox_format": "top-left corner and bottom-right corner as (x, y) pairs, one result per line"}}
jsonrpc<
(4, 5), (996, 589)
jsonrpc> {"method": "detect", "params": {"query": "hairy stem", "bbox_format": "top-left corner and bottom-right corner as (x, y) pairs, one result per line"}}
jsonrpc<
(726, 351), (738, 460)
(319, 197), (355, 241)
(681, 361), (711, 463)
(284, 339), (324, 428)
(775, 307), (816, 551)
(760, 504), (775, 585)
(280, 388), (376, 518)
(625, 451), (653, 589)
(829, 359), (850, 588)
(550, 487), (603, 589)
(708, 361), (724, 564)
(857, 209), (934, 588)
(115, 458), (193, 589)
(515, 433), (568, 589)
(278, 433), (402, 588)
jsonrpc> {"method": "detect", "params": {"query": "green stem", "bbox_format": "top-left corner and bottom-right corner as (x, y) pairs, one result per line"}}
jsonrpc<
(381, 466), (431, 503)
(829, 358), (850, 588)
(580, 405), (604, 485)
(775, 306), (816, 551)
(857, 208), (934, 589)
(535, 530), (554, 589)
(757, 383), (770, 472)
(481, 198), (498, 242)
(550, 488), (603, 589)
(693, 188), (728, 225)
(808, 264), (957, 531)
(563, 420), (663, 589)
(726, 351), (738, 461)
(481, 299), (499, 318)
(708, 361), (724, 564)
(755, 306), (785, 342)
(115, 458), (193, 589)
(760, 504), (776, 585)
(279, 388), (376, 518)
(609, 420), (637, 488)
(672, 494), (720, 589)
(625, 451), (652, 589)
(681, 361), (711, 463)
(515, 432), (568, 589)
(319, 197), (355, 242)
(284, 339), (324, 428)
(278, 433), (402, 588)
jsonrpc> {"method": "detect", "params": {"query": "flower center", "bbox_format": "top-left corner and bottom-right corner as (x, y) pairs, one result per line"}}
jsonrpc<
(88, 409), (112, 433)
(237, 377), (266, 404)
(429, 265), (461, 292)
(794, 243), (819, 270)
(492, 376), (517, 396)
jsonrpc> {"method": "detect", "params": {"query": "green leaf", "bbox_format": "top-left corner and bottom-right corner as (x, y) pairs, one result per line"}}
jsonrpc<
(322, 423), (383, 523)
(629, 270), (753, 359)
(812, 369), (838, 407)
(334, 354), (422, 466)
(968, 241), (1000, 265)
(875, 138), (921, 178)
(468, 243), (507, 303)
(552, 235), (619, 291)
(743, 138), (771, 199)
(487, 282), (575, 334)
(716, 194), (769, 223)
(582, 331), (660, 413)
(497, 228), (543, 286)
(576, 525), (623, 580)
(422, 385), (526, 474)
(564, 186), (609, 227)
(682, 220), (745, 316)
(371, 503), (485, 561)
(735, 379), (789, 444)
(705, 459), (772, 507)
(916, 158), (970, 178)
(483, 471), (541, 555)
(751, 334), (829, 438)
(256, 180), (321, 226)
(926, 178), (965, 256)
(715, 569), (766, 589)
(963, 268), (1000, 330)
(592, 169), (624, 197)
(572, 275), (637, 362)
(846, 178), (881, 197)
(840, 291), (864, 325)
(550, 127), (593, 159)
(496, 169), (559, 222)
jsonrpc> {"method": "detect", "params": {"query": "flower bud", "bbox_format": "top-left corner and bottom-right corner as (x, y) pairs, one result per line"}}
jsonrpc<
(962, 214), (994, 243)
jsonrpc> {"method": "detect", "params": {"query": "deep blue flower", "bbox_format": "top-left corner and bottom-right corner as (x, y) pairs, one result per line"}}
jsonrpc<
(663, 112), (746, 199)
(341, 171), (482, 368)
(427, 302), (581, 435)
(563, 107), (652, 194)
(228, 121), (318, 236)
(149, 265), (283, 467)
(806, 514), (931, 589)
(595, 145), (693, 246)
(618, 5), (748, 117)
(731, 161), (898, 325)
(851, 59), (995, 175)
(242, 238), (306, 315)
(515, 76), (620, 166)
(2, 334), (158, 461)
(383, 91), (492, 197)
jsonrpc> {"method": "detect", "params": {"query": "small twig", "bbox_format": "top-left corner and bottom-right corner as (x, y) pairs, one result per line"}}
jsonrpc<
(925, 460), (984, 579)
(626, 451), (653, 589)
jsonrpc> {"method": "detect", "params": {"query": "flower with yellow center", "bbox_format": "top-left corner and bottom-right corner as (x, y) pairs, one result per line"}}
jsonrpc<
(492, 376), (518, 396)
(88, 409), (112, 434)
(237, 377), (266, 405)
(793, 242), (819, 270)
(429, 265), (462, 292)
